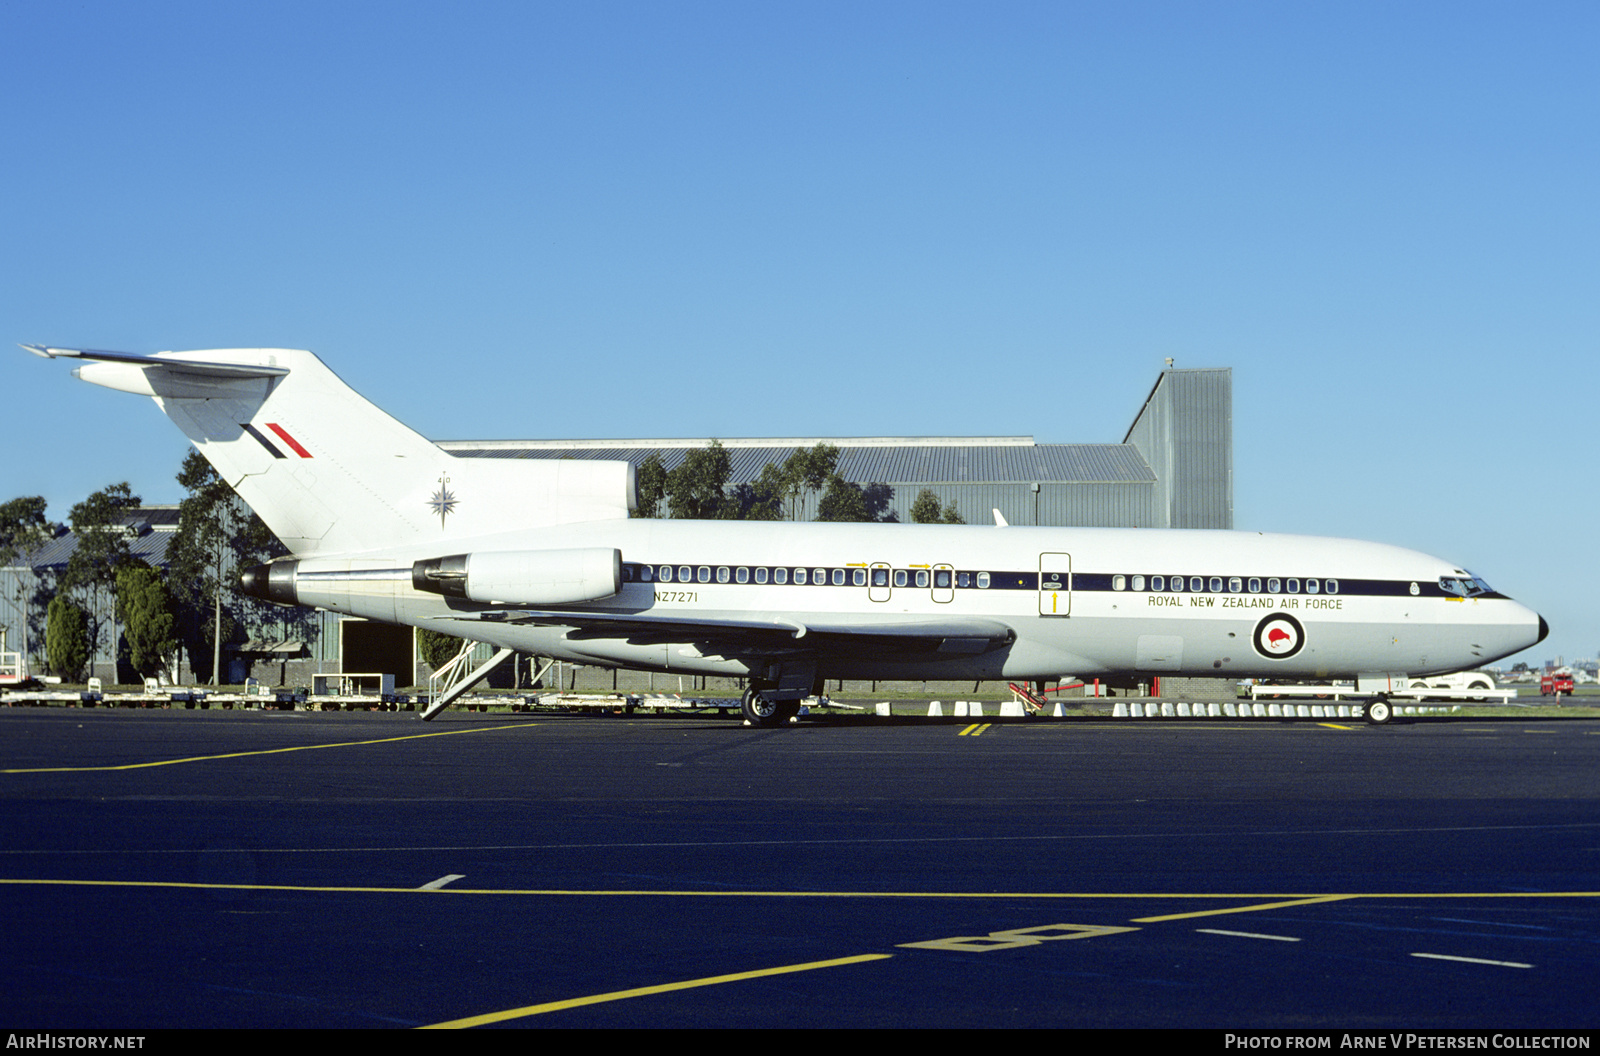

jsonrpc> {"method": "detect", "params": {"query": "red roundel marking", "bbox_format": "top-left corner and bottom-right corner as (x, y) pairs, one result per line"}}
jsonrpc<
(1253, 613), (1305, 660)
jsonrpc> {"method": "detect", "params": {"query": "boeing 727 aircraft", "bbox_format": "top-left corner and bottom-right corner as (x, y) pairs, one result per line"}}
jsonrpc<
(24, 345), (1547, 725)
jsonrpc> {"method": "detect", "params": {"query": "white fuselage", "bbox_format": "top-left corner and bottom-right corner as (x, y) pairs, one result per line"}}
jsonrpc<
(283, 518), (1544, 683)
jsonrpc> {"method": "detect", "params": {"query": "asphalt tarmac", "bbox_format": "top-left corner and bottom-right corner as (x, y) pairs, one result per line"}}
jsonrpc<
(1, 708), (1596, 1029)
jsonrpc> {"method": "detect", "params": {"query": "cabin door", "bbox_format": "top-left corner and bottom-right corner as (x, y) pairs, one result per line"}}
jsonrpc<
(1038, 553), (1072, 616)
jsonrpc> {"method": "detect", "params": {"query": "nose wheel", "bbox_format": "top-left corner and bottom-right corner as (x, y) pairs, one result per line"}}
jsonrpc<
(1364, 698), (1392, 725)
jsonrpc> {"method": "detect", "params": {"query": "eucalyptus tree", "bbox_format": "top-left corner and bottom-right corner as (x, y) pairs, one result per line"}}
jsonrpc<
(60, 483), (141, 671)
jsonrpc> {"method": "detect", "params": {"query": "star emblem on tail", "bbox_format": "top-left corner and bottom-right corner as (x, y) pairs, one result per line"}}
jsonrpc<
(428, 475), (457, 528)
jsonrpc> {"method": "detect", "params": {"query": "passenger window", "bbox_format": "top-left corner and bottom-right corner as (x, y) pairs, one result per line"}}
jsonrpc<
(977, 572), (991, 589)
(1326, 579), (1338, 594)
(872, 567), (887, 587)
(794, 568), (807, 585)
(915, 570), (930, 589)
(697, 566), (711, 583)
(677, 566), (691, 583)
(1228, 577), (1242, 593)
(735, 567), (749, 584)
(1151, 576), (1164, 591)
(1306, 579), (1319, 594)
(639, 565), (653, 583)
(1172, 576), (1186, 592)
(894, 569), (908, 588)
(934, 569), (951, 589)
(957, 572), (970, 588)
(1131, 575), (1145, 591)
(1247, 577), (1260, 593)
(1208, 576), (1222, 592)
(1286, 578), (1300, 594)
(852, 568), (866, 586)
(1113, 575), (1126, 591)
(815, 568), (827, 585)
(717, 566), (730, 583)
(755, 567), (769, 584)
(774, 567), (788, 585)
(1267, 578), (1280, 593)
(1190, 577), (1204, 592)
(832, 568), (846, 586)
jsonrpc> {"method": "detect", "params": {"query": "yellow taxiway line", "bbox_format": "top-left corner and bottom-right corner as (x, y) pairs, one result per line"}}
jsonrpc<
(420, 953), (894, 1028)
(0, 722), (543, 774)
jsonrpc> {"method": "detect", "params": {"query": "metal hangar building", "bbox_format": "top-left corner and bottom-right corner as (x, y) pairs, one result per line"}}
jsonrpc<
(440, 366), (1233, 530)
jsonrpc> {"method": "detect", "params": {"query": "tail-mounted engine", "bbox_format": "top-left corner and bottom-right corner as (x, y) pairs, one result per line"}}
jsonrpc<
(411, 548), (622, 605)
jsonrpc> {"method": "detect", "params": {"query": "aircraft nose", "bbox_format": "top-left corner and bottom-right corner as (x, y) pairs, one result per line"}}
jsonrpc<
(1538, 615), (1549, 644)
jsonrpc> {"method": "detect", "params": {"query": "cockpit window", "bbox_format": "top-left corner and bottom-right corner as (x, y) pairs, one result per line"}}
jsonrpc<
(1439, 574), (1493, 598)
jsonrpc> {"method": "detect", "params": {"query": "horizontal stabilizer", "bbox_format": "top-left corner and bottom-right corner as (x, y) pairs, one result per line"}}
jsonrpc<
(20, 346), (289, 380)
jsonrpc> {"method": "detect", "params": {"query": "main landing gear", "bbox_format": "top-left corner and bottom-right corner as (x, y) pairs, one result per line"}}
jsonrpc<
(741, 683), (801, 727)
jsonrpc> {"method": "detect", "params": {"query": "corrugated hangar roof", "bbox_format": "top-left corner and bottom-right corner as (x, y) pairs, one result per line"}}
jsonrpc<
(7, 506), (178, 570)
(437, 439), (1157, 485)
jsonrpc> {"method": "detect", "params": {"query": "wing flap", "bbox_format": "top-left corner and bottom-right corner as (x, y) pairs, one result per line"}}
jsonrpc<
(444, 607), (1015, 656)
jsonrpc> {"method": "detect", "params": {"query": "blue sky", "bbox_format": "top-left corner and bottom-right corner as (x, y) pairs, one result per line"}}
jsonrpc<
(3, 1), (1595, 666)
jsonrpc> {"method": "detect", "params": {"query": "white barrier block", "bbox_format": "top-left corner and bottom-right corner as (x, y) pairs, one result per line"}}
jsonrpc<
(999, 700), (1025, 717)
(1224, 702), (1238, 717)
(969, 701), (984, 717)
(1176, 703), (1191, 717)
(1208, 702), (1222, 717)
(875, 701), (892, 717)
(952, 701), (967, 717)
(1337, 705), (1351, 718)
(1161, 702), (1175, 717)
(1113, 701), (1129, 717)
(927, 701), (943, 716)
(1052, 702), (1066, 717)
(1251, 703), (1265, 717)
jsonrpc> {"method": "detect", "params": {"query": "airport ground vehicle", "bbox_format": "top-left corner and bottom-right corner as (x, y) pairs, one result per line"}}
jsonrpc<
(1541, 671), (1575, 697)
(1407, 670), (1497, 701)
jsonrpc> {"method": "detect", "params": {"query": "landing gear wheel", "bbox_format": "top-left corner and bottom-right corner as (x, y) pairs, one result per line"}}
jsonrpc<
(1366, 699), (1392, 725)
(741, 687), (784, 727)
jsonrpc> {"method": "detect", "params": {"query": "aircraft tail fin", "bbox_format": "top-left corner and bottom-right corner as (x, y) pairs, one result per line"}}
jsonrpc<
(24, 346), (635, 556)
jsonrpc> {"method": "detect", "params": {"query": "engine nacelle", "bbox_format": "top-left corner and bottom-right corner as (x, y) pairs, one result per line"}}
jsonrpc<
(412, 548), (622, 605)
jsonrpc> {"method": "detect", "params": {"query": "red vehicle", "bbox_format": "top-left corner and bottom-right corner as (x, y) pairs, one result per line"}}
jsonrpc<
(1541, 672), (1574, 697)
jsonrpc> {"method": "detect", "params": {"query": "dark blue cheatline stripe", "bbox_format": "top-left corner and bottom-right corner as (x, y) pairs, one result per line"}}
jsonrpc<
(621, 563), (1506, 601)
(242, 423), (287, 459)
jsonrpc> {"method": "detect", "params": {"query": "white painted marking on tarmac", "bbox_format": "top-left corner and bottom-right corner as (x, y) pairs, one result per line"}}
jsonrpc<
(420, 874), (466, 890)
(1411, 952), (1532, 968)
(1196, 928), (1301, 942)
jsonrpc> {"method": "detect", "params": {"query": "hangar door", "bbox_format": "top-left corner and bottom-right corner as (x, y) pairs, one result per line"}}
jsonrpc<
(1038, 553), (1071, 616)
(339, 618), (414, 686)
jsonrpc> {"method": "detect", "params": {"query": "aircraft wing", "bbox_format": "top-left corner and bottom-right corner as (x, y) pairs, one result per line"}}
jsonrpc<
(445, 608), (1016, 656)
